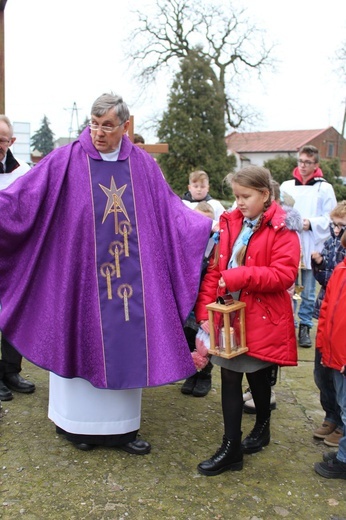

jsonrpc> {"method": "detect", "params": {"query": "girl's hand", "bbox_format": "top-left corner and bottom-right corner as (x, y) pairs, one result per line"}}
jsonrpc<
(219, 276), (226, 288)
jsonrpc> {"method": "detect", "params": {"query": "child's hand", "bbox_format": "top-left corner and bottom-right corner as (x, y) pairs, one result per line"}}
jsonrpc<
(311, 251), (322, 264)
(303, 219), (311, 231)
(341, 365), (346, 376)
(199, 321), (210, 334)
(219, 276), (226, 288)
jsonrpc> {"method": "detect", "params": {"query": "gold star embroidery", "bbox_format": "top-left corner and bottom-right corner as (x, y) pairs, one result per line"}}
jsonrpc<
(99, 177), (130, 232)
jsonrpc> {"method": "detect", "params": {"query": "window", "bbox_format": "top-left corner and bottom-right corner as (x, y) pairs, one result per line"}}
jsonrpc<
(327, 142), (335, 157)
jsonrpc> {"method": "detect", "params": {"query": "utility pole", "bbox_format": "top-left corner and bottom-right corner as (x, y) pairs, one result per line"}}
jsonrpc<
(64, 101), (80, 142)
(0, 0), (8, 114)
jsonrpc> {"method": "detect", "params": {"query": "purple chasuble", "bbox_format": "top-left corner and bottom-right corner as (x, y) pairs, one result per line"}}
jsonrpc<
(0, 131), (212, 389)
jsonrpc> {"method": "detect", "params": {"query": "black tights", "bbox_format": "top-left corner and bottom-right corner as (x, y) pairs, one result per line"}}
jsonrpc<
(221, 365), (272, 439)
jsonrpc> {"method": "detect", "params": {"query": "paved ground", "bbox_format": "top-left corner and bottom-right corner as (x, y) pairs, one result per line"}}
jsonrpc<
(1, 325), (345, 520)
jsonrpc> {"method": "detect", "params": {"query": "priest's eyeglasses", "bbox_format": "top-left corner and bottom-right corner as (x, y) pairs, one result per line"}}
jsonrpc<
(89, 122), (124, 133)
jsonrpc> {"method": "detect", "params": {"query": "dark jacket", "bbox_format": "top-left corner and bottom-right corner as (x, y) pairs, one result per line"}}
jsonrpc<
(312, 227), (346, 318)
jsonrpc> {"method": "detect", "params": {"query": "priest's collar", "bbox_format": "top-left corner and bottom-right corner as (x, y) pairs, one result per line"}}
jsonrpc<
(99, 139), (122, 162)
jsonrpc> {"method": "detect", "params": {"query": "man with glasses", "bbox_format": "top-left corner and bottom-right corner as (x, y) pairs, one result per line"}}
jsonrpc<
(0, 115), (36, 401)
(0, 93), (212, 454)
(280, 145), (336, 348)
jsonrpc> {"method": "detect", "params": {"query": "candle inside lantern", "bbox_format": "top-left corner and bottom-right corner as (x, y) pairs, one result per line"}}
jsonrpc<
(219, 327), (235, 350)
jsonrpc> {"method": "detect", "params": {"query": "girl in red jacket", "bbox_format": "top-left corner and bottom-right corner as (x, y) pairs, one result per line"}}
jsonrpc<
(314, 232), (346, 480)
(195, 166), (300, 476)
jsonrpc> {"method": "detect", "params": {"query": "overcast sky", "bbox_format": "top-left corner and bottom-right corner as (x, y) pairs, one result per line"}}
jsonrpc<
(4, 0), (346, 141)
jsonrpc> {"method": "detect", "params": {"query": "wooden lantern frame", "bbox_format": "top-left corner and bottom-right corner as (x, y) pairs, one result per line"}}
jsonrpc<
(206, 300), (248, 359)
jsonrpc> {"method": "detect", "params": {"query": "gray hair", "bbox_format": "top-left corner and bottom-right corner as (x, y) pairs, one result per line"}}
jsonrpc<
(0, 115), (13, 137)
(91, 93), (130, 123)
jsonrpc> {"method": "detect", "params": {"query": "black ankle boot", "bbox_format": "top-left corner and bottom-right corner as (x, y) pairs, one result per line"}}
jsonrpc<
(193, 373), (212, 397)
(298, 323), (312, 348)
(242, 419), (270, 454)
(181, 374), (198, 395)
(198, 436), (243, 476)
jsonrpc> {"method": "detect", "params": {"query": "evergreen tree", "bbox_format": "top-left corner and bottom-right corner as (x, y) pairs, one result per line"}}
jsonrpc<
(263, 156), (297, 185)
(31, 115), (55, 157)
(78, 116), (90, 136)
(157, 52), (235, 198)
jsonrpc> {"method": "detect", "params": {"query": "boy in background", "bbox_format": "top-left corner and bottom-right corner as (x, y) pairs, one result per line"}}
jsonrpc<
(181, 201), (215, 397)
(182, 170), (225, 222)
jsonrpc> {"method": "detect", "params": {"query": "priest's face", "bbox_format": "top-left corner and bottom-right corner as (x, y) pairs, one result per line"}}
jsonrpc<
(90, 109), (130, 154)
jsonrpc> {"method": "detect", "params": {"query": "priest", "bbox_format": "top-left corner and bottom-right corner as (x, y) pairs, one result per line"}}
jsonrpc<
(0, 93), (212, 454)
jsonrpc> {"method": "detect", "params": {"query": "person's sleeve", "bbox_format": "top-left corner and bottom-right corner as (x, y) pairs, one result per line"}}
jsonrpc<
(315, 272), (332, 352)
(309, 184), (337, 239)
(194, 256), (221, 322)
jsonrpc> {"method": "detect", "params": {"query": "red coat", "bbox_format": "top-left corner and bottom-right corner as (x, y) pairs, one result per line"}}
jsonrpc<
(316, 258), (346, 371)
(195, 202), (300, 366)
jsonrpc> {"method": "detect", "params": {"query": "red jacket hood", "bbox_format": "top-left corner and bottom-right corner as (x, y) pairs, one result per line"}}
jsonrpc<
(293, 166), (323, 184)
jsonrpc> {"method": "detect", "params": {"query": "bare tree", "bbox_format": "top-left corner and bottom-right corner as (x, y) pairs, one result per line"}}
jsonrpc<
(336, 40), (346, 82)
(126, 0), (275, 129)
(335, 41), (346, 136)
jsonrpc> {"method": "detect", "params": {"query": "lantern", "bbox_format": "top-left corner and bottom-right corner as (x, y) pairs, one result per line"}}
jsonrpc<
(206, 299), (248, 359)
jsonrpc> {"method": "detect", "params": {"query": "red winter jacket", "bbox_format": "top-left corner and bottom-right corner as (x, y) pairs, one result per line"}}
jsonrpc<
(195, 202), (300, 367)
(316, 258), (346, 371)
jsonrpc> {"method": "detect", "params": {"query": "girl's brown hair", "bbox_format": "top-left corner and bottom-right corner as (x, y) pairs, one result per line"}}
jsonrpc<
(224, 166), (272, 266)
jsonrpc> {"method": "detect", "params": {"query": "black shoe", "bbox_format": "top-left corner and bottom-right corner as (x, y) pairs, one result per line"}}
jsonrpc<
(323, 451), (338, 462)
(3, 373), (36, 394)
(74, 443), (95, 451)
(193, 375), (211, 397)
(120, 439), (151, 455)
(0, 380), (13, 401)
(314, 458), (346, 479)
(298, 323), (312, 348)
(181, 374), (198, 395)
(242, 419), (270, 454)
(198, 436), (243, 476)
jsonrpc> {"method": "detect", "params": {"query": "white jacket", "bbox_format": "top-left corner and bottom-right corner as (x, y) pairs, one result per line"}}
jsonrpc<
(280, 178), (336, 269)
